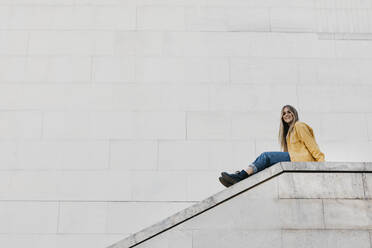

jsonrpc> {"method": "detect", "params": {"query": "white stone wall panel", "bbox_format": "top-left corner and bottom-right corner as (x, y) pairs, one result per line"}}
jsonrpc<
(113, 32), (164, 56)
(0, 6), (11, 29)
(110, 141), (158, 171)
(58, 202), (108, 234)
(209, 84), (298, 112)
(321, 141), (372, 162)
(0, 57), (92, 83)
(323, 199), (372, 228)
(230, 58), (298, 84)
(10, 6), (55, 29)
(279, 199), (324, 228)
(362, 173), (372, 198)
(320, 113), (368, 141)
(137, 6), (186, 30)
(185, 7), (271, 32)
(130, 171), (188, 201)
(185, 7), (229, 31)
(92, 6), (136, 30)
(186, 112), (231, 140)
(0, 234), (123, 248)
(0, 141), (17, 169)
(0, 202), (59, 233)
(366, 114), (372, 140)
(231, 112), (282, 140)
(298, 85), (372, 112)
(57, 171), (132, 201)
(28, 31), (95, 55)
(335, 40), (372, 58)
(204, 0), (315, 8)
(0, 58), (26, 82)
(242, 176), (279, 199)
(278, 173), (365, 199)
(163, 32), (333, 57)
(227, 8), (270, 31)
(191, 230), (281, 248)
(23, 57), (50, 82)
(0, 111), (42, 139)
(135, 57), (230, 83)
(180, 198), (281, 230)
(93, 57), (135, 82)
(110, 84), (209, 111)
(51, 6), (94, 30)
(135, 229), (192, 248)
(0, 31), (29, 55)
(270, 8), (315, 32)
(0, 171), (132, 201)
(44, 111), (185, 140)
(8, 6), (136, 30)
(0, 172), (58, 200)
(158, 141), (212, 171)
(298, 59), (372, 85)
(163, 32), (231, 57)
(43, 112), (95, 139)
(17, 141), (109, 170)
(282, 230), (371, 248)
(106, 202), (192, 234)
(47, 57), (92, 82)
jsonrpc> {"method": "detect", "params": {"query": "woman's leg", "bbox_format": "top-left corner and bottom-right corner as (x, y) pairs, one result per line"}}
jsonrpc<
(247, 151), (290, 174)
(220, 151), (290, 186)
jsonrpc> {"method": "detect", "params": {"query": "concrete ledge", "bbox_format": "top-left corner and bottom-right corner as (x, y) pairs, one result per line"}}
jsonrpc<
(107, 162), (372, 248)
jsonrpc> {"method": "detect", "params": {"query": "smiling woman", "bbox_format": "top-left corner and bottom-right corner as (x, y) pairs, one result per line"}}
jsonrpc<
(219, 105), (325, 187)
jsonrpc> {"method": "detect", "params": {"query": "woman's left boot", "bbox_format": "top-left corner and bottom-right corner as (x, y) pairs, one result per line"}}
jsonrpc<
(219, 176), (233, 188)
(221, 170), (249, 185)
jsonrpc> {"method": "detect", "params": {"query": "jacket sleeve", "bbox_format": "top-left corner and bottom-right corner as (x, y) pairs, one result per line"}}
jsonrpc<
(295, 123), (325, 162)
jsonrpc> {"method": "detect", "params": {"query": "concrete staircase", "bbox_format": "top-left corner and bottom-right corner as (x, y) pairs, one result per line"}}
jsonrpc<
(108, 162), (372, 248)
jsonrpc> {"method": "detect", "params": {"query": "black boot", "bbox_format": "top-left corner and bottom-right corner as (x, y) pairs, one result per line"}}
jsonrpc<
(219, 176), (233, 188)
(221, 170), (249, 185)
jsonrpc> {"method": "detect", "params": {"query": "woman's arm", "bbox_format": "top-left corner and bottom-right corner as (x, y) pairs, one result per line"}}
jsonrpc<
(295, 122), (325, 162)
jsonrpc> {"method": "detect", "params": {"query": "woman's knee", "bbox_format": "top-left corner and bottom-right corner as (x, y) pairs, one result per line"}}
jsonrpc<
(259, 152), (271, 163)
(260, 152), (269, 158)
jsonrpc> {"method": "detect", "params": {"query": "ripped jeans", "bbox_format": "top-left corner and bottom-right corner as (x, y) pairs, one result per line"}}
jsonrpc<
(249, 152), (291, 173)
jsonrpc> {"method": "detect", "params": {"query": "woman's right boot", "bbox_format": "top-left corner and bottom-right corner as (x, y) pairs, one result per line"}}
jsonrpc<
(221, 170), (249, 185)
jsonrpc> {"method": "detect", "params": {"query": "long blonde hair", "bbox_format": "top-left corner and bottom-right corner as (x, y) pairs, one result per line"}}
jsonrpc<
(279, 105), (299, 152)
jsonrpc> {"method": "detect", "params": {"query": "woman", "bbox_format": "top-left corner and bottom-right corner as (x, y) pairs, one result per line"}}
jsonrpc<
(219, 105), (325, 187)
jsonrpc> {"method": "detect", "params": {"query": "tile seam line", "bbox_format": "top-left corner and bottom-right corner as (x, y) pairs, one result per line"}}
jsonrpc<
(1, 196), (370, 202)
(0, 228), (370, 236)
(282, 170), (372, 173)
(0, 200), (199, 203)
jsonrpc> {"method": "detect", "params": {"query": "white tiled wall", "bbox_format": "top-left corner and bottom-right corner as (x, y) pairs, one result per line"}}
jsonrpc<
(0, 0), (372, 247)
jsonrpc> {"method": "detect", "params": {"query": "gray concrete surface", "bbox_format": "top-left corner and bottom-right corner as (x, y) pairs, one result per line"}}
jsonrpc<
(108, 162), (372, 248)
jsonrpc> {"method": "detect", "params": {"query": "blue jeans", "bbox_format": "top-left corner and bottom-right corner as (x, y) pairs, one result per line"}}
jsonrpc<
(250, 152), (290, 173)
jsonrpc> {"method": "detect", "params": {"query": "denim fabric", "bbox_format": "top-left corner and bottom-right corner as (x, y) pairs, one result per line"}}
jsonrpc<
(250, 152), (290, 173)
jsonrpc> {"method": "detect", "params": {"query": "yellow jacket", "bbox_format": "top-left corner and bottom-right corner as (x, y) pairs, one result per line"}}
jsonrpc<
(286, 121), (325, 162)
